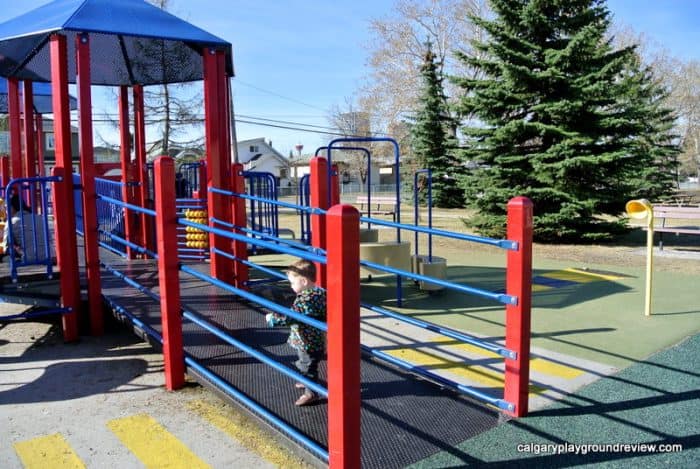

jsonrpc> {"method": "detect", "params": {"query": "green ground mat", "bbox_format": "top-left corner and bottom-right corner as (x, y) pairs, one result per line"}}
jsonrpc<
(359, 251), (700, 369)
(410, 332), (700, 468)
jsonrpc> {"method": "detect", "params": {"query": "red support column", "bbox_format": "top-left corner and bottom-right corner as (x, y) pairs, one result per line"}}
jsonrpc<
(230, 163), (248, 289)
(22, 81), (36, 179)
(118, 86), (136, 259)
(203, 48), (233, 281)
(154, 156), (185, 390)
(8, 78), (21, 180)
(133, 85), (150, 256)
(50, 34), (81, 342)
(50, 34), (80, 341)
(330, 163), (340, 206)
(35, 115), (45, 177)
(504, 196), (533, 417)
(76, 33), (104, 336)
(197, 159), (207, 202)
(326, 204), (361, 469)
(0, 156), (9, 189)
(310, 157), (329, 288)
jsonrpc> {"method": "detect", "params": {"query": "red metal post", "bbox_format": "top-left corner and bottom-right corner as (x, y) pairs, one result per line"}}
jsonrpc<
(118, 86), (136, 259)
(326, 204), (361, 469)
(50, 34), (80, 342)
(230, 163), (248, 289)
(22, 81), (36, 179)
(0, 156), (8, 189)
(197, 160), (207, 202)
(35, 115), (45, 177)
(203, 48), (233, 281)
(76, 33), (104, 336)
(310, 157), (329, 288)
(154, 156), (185, 390)
(133, 85), (151, 256)
(8, 78), (21, 180)
(330, 163), (340, 206)
(504, 196), (533, 417)
(50, 34), (81, 342)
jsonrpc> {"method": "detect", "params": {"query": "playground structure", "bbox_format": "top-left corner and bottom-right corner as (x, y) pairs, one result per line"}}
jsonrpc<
(0, 2), (533, 467)
(0, 155), (534, 466)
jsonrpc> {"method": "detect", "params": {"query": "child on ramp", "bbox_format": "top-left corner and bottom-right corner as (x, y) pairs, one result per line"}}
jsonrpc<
(266, 259), (326, 406)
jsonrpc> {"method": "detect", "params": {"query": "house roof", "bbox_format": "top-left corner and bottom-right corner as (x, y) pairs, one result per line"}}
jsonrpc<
(0, 0), (233, 85)
(237, 137), (288, 164)
(241, 152), (289, 167)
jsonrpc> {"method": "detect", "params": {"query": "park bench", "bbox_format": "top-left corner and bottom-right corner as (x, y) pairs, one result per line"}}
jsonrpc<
(355, 195), (397, 221)
(648, 204), (700, 249)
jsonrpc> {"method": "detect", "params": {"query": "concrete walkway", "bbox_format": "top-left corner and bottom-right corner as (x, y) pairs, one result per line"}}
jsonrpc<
(0, 304), (306, 469)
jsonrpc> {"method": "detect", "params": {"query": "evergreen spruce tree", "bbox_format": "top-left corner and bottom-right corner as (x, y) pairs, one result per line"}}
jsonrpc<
(410, 41), (464, 208)
(453, 0), (679, 241)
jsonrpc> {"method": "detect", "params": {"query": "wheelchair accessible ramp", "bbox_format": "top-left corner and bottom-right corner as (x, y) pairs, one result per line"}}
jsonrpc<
(98, 255), (500, 468)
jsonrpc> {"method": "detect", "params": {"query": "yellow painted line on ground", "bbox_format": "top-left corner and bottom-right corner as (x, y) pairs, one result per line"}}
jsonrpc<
(186, 400), (307, 468)
(539, 270), (596, 283)
(532, 284), (553, 292)
(384, 347), (547, 396)
(530, 357), (584, 379)
(13, 433), (85, 469)
(564, 267), (624, 281)
(430, 338), (584, 379)
(106, 413), (210, 469)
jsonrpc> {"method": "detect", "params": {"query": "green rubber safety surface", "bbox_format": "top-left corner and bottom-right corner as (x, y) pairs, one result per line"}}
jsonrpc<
(410, 332), (700, 468)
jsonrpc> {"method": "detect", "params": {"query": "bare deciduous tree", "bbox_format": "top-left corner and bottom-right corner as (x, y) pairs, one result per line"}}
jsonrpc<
(326, 98), (379, 186)
(610, 22), (700, 182)
(665, 61), (700, 181)
(359, 0), (489, 145)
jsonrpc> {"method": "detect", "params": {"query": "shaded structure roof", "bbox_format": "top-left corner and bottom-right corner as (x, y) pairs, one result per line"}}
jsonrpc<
(0, 79), (77, 113)
(0, 0), (233, 86)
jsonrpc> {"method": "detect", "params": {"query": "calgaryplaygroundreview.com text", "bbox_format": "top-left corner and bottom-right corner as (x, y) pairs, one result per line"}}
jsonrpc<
(517, 442), (683, 456)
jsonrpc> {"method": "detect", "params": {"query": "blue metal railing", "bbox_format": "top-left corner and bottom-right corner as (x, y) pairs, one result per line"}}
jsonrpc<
(4, 176), (60, 282)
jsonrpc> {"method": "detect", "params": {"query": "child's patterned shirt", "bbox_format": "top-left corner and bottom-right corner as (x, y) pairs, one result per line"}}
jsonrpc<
(272, 286), (326, 353)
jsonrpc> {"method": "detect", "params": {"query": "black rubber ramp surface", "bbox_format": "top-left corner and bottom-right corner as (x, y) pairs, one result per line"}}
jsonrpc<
(99, 257), (500, 468)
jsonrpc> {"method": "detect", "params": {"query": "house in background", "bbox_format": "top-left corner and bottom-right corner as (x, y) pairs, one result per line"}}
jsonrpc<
(1, 118), (80, 175)
(94, 146), (120, 163)
(237, 138), (290, 187)
(144, 137), (292, 187)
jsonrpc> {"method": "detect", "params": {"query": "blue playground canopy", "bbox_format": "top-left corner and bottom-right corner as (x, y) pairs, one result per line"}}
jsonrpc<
(0, 0), (233, 86)
(0, 79), (78, 113)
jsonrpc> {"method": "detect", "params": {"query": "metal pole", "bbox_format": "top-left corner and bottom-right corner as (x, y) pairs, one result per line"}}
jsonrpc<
(644, 213), (654, 317)
(50, 33), (81, 342)
(76, 32), (104, 335)
(154, 156), (185, 390)
(326, 204), (361, 469)
(625, 199), (655, 317)
(228, 77), (239, 164)
(504, 196), (533, 417)
(310, 157), (329, 288)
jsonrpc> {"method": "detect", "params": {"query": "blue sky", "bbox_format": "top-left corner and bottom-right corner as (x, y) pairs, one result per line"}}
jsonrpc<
(2, 0), (699, 156)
